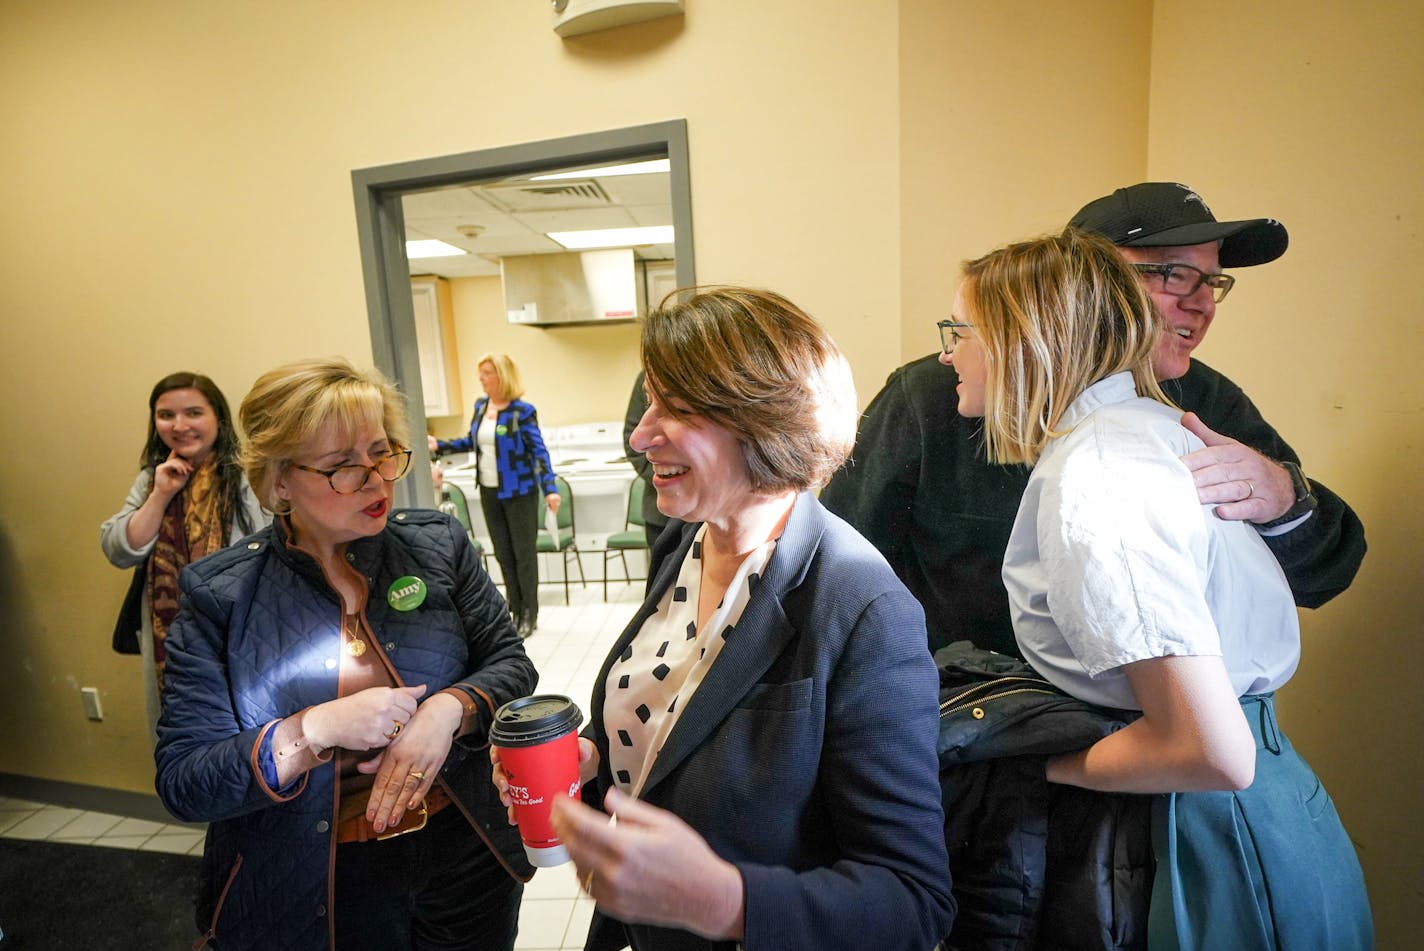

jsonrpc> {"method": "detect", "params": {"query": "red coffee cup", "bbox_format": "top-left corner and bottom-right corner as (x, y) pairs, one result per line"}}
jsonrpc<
(490, 694), (585, 867)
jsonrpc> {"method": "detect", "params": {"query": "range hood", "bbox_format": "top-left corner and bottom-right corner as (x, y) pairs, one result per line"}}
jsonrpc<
(503, 248), (645, 327)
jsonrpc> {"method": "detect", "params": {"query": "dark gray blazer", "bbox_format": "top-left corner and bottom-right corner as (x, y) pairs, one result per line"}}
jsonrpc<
(583, 492), (954, 951)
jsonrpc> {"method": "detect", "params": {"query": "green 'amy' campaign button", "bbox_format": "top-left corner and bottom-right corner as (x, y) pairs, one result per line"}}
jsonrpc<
(387, 575), (427, 611)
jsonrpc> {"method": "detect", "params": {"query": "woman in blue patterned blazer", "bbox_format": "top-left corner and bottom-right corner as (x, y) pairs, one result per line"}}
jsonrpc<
(431, 353), (560, 638)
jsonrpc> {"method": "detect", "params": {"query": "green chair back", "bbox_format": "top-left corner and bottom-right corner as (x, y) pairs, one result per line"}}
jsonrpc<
(625, 477), (646, 530)
(536, 475), (584, 602)
(537, 475), (576, 550)
(440, 483), (474, 536)
(602, 476), (651, 598)
(440, 482), (487, 561)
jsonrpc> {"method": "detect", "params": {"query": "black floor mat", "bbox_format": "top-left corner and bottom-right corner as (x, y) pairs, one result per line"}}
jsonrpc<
(0, 838), (200, 949)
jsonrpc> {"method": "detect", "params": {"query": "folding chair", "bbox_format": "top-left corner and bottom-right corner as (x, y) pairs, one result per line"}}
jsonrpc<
(536, 475), (586, 604)
(602, 477), (650, 599)
(439, 483), (492, 579)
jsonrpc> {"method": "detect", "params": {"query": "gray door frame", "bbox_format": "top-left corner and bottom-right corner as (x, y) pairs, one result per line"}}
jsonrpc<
(351, 120), (695, 509)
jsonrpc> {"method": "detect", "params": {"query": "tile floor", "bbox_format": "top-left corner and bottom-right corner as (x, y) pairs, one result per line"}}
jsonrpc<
(0, 575), (641, 951)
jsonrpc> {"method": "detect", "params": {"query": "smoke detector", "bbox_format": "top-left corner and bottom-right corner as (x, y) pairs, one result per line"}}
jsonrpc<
(455, 224), (485, 240)
(552, 0), (684, 38)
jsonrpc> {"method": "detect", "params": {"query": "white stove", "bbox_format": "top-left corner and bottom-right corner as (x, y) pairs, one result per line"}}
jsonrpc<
(547, 421), (637, 492)
(545, 421), (638, 547)
(442, 420), (637, 553)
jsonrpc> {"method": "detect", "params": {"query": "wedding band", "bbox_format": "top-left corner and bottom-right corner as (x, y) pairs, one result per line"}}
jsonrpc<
(1245, 480), (1255, 499)
(385, 721), (403, 739)
(409, 770), (425, 781)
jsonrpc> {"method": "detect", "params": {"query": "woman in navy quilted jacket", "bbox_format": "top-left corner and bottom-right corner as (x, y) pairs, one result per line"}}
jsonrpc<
(155, 357), (538, 951)
(429, 353), (560, 639)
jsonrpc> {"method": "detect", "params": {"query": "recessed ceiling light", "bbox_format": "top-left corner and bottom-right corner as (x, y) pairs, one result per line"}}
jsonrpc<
(406, 239), (467, 259)
(546, 226), (674, 250)
(530, 158), (670, 181)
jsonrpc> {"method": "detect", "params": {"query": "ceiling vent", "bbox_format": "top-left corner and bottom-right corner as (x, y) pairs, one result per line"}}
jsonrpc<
(477, 179), (612, 213)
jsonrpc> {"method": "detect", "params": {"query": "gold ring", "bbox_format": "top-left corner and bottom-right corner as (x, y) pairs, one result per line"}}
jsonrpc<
(409, 770), (425, 781)
(385, 721), (403, 739)
(1245, 480), (1255, 498)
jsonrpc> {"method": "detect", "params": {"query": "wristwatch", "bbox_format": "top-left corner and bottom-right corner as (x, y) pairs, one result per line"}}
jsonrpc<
(1259, 460), (1318, 528)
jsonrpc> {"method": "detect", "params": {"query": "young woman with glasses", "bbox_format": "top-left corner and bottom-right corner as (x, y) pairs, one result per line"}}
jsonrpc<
(155, 357), (537, 951)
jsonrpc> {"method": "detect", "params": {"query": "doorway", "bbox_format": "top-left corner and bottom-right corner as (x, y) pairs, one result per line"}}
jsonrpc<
(350, 120), (695, 509)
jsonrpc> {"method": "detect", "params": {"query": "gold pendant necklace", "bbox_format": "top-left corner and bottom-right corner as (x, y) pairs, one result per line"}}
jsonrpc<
(343, 612), (366, 657)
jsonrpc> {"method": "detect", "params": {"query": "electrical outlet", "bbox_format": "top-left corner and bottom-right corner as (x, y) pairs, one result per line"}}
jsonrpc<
(81, 686), (103, 721)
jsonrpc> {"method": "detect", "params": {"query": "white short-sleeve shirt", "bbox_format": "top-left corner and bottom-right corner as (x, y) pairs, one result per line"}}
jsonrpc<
(1003, 372), (1300, 710)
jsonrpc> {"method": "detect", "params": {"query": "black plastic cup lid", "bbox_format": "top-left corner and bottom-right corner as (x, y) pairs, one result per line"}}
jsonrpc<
(490, 694), (584, 747)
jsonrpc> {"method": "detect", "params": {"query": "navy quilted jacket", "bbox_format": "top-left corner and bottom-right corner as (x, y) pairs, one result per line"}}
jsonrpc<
(155, 509), (537, 950)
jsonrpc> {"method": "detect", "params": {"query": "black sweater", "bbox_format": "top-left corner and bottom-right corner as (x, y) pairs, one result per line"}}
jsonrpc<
(821, 355), (1367, 656)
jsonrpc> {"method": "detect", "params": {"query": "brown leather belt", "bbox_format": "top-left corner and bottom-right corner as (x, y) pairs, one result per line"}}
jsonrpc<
(336, 785), (453, 844)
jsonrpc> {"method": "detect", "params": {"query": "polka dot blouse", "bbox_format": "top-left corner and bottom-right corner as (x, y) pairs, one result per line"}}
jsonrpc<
(604, 524), (777, 796)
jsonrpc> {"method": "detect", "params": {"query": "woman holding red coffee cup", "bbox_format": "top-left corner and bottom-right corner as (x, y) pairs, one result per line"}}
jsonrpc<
(155, 357), (538, 951)
(493, 288), (954, 951)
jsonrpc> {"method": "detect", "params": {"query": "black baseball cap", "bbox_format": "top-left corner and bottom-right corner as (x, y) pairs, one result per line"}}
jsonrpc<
(1069, 182), (1288, 267)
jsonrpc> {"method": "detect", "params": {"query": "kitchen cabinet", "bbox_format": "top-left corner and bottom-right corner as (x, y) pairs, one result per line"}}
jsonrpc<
(411, 276), (461, 417)
(641, 259), (678, 312)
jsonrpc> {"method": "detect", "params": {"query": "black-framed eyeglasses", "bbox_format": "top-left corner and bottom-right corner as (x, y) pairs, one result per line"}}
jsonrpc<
(937, 320), (974, 355)
(1131, 262), (1236, 303)
(291, 448), (412, 494)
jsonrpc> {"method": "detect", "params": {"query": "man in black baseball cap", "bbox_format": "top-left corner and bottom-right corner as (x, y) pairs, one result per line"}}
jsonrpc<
(1070, 182), (1286, 383)
(1067, 183), (1333, 539)
(821, 181), (1365, 659)
(1070, 181), (1287, 267)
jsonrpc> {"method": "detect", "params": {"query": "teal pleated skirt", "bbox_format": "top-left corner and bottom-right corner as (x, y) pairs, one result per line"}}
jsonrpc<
(1147, 694), (1373, 950)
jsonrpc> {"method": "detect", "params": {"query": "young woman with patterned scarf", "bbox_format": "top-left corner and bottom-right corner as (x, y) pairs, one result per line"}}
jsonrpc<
(102, 371), (268, 733)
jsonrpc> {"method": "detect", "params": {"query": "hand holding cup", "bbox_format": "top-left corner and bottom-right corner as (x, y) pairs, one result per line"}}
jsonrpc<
(489, 694), (584, 866)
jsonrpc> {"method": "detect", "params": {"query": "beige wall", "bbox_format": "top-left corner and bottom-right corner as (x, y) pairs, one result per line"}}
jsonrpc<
(1147, 0), (1424, 939)
(1, 0), (1419, 943)
(898, 0), (1153, 369)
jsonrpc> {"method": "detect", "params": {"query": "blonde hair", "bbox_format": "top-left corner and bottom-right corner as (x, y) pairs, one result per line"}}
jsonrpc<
(642, 286), (857, 492)
(963, 228), (1169, 466)
(476, 353), (524, 401)
(239, 357), (411, 513)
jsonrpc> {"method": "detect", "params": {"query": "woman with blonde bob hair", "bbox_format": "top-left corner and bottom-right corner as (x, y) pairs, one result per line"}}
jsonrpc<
(495, 287), (953, 951)
(943, 229), (1371, 949)
(431, 351), (558, 638)
(156, 356), (537, 951)
(239, 358), (413, 512)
